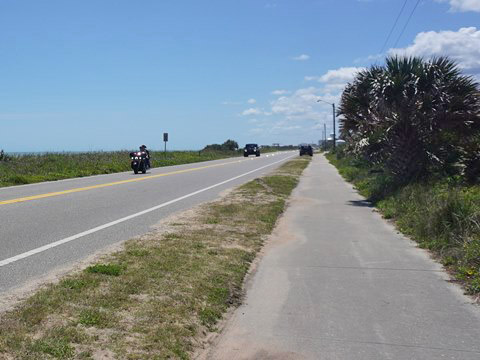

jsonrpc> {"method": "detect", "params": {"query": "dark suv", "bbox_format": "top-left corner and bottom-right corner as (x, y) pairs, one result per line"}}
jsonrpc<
(244, 143), (260, 157)
(299, 144), (313, 156)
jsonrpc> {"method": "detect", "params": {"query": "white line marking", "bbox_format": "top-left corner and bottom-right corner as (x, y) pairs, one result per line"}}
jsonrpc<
(0, 154), (296, 267)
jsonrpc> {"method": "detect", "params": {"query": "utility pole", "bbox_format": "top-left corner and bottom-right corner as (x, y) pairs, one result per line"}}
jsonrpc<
(317, 99), (336, 150)
(332, 103), (336, 150)
(323, 123), (327, 150)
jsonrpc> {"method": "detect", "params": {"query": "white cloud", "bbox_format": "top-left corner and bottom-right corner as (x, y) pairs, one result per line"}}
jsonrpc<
(292, 54), (310, 61)
(271, 87), (320, 118)
(242, 108), (262, 116)
(354, 53), (384, 64)
(221, 100), (242, 105)
(271, 89), (289, 95)
(241, 66), (363, 143)
(318, 67), (364, 84)
(305, 67), (364, 87)
(247, 98), (257, 104)
(270, 87), (339, 125)
(263, 66), (366, 139)
(271, 122), (301, 132)
(389, 27), (480, 75)
(249, 119), (303, 137)
(305, 67), (365, 94)
(436, 0), (480, 12)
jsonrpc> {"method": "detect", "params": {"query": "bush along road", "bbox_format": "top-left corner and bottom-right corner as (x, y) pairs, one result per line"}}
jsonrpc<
(0, 157), (310, 359)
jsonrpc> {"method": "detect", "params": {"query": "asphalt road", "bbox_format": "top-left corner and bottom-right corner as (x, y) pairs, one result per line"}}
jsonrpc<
(207, 155), (480, 360)
(0, 152), (296, 294)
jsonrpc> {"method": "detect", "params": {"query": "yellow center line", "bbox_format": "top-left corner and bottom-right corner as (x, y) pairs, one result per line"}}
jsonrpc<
(0, 158), (248, 206)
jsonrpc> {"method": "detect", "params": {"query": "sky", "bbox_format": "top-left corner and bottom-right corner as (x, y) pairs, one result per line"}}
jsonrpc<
(0, 0), (479, 152)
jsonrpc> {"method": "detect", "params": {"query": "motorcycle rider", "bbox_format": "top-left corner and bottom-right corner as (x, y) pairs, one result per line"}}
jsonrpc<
(139, 145), (151, 169)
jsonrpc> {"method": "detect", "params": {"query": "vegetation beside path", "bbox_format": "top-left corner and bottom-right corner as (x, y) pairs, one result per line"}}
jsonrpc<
(326, 151), (480, 298)
(0, 157), (310, 359)
(326, 55), (480, 299)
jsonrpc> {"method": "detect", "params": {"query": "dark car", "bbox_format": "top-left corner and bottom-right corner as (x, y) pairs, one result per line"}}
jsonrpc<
(299, 144), (313, 156)
(244, 143), (260, 157)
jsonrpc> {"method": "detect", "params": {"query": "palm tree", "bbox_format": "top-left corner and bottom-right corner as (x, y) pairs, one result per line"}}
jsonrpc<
(338, 66), (386, 164)
(338, 56), (480, 182)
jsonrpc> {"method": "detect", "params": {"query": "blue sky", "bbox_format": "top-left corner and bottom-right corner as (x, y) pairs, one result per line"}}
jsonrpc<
(1, 0), (479, 151)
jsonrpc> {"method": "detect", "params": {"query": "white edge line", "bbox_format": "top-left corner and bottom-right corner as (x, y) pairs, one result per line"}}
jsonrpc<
(0, 153), (296, 267)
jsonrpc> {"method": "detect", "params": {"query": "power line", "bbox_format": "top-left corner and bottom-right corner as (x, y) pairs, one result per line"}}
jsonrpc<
(393, 0), (421, 49)
(379, 0), (409, 54)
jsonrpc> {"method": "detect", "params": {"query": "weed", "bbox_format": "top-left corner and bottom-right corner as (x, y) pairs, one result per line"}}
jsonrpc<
(60, 278), (91, 291)
(85, 264), (123, 276)
(31, 337), (75, 359)
(205, 218), (219, 224)
(126, 248), (150, 257)
(78, 309), (111, 328)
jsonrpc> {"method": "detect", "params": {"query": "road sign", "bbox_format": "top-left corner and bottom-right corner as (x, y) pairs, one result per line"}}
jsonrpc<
(163, 133), (168, 157)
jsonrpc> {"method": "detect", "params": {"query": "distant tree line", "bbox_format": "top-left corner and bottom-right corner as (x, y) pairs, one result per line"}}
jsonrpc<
(202, 139), (239, 152)
(338, 56), (480, 183)
(202, 140), (299, 153)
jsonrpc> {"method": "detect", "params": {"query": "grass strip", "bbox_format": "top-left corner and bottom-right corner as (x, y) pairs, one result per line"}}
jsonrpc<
(0, 157), (310, 359)
(325, 152), (480, 298)
(0, 151), (242, 188)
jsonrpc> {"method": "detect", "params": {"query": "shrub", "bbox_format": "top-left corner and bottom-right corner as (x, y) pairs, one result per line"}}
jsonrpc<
(338, 56), (480, 183)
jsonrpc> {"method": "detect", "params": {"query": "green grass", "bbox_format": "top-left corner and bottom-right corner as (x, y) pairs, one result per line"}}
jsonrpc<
(0, 157), (311, 359)
(326, 151), (480, 296)
(85, 264), (123, 276)
(0, 150), (243, 188)
(31, 337), (75, 359)
(78, 309), (111, 328)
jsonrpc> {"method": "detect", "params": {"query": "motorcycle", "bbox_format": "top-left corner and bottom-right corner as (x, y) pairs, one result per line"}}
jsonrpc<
(130, 151), (149, 174)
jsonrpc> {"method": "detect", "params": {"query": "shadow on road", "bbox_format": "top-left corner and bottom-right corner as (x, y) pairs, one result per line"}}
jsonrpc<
(346, 199), (373, 208)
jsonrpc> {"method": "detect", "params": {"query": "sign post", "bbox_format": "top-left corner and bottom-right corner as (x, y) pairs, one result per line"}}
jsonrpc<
(163, 133), (168, 158)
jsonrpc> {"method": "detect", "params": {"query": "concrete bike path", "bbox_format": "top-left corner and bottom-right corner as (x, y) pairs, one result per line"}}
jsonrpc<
(205, 154), (480, 360)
